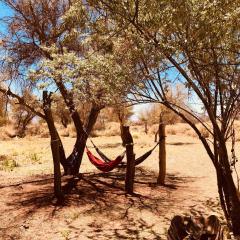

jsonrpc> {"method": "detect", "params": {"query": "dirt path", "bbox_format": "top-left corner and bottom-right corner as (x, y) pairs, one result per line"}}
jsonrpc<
(0, 171), (223, 240)
(0, 135), (236, 239)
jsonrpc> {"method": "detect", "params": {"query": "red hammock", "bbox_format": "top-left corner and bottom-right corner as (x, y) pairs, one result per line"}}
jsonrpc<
(86, 148), (124, 172)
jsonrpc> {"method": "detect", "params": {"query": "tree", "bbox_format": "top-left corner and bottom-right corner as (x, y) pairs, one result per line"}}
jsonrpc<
(0, 0), (133, 200)
(11, 89), (36, 137)
(0, 0), (106, 174)
(0, 0), (85, 174)
(0, 0), (135, 175)
(147, 86), (187, 126)
(138, 109), (149, 134)
(0, 73), (9, 126)
(115, 104), (134, 145)
(0, 0), (102, 174)
(96, 104), (134, 142)
(0, 91), (8, 126)
(43, 91), (64, 202)
(90, 0), (240, 235)
(51, 94), (71, 128)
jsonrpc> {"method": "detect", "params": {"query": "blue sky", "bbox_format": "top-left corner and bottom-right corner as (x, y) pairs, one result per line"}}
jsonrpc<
(0, 1), (12, 13)
(0, 2), (12, 28)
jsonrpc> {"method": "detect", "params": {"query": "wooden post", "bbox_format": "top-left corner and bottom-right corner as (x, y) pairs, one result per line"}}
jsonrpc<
(123, 126), (135, 194)
(157, 114), (166, 185)
(43, 91), (64, 202)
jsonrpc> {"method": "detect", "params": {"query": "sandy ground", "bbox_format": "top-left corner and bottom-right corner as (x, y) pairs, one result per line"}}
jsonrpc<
(0, 133), (239, 240)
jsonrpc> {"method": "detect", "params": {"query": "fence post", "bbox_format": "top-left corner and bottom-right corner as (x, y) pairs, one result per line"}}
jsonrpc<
(123, 126), (135, 194)
(157, 114), (166, 185)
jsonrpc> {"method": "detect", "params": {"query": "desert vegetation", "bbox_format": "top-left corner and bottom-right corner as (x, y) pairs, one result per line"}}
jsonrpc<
(0, 0), (239, 239)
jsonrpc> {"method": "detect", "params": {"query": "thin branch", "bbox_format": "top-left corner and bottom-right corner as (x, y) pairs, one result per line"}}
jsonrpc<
(0, 87), (46, 119)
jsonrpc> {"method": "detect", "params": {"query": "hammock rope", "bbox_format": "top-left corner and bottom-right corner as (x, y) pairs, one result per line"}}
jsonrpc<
(86, 147), (125, 172)
(89, 138), (125, 163)
(85, 128), (126, 163)
(83, 127), (161, 168)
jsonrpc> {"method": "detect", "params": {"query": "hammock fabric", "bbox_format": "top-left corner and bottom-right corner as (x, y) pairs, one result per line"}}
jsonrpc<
(86, 148), (125, 172)
(93, 144), (126, 163)
(135, 149), (154, 166)
(87, 126), (160, 166)
(134, 140), (160, 165)
(91, 141), (159, 166)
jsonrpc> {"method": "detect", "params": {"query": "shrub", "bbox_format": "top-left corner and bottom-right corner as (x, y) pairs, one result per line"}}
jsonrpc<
(28, 153), (41, 164)
(93, 120), (105, 131)
(133, 133), (139, 139)
(68, 123), (77, 138)
(0, 157), (18, 171)
(0, 154), (8, 162)
(0, 116), (7, 127)
(4, 125), (17, 138)
(199, 127), (210, 138)
(90, 130), (99, 137)
(166, 126), (177, 135)
(59, 128), (69, 137)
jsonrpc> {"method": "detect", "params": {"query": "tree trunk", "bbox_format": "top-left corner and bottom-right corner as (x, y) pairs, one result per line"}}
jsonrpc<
(157, 114), (166, 185)
(120, 121), (128, 146)
(58, 137), (70, 174)
(61, 117), (68, 128)
(144, 121), (148, 134)
(50, 137), (64, 202)
(123, 126), (135, 194)
(55, 80), (101, 175)
(43, 91), (64, 201)
(217, 167), (240, 235)
(214, 140), (240, 235)
(16, 112), (34, 138)
(231, 205), (240, 235)
(66, 105), (100, 175)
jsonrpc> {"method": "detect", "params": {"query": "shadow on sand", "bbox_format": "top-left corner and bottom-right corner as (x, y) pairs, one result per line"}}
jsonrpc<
(0, 167), (216, 239)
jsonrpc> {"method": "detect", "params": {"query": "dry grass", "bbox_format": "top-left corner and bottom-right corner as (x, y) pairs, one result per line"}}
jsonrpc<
(0, 125), (19, 140)
(94, 122), (120, 137)
(2, 120), (240, 143)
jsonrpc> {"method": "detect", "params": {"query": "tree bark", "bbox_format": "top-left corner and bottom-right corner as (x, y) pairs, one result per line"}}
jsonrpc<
(60, 117), (68, 128)
(123, 126), (135, 194)
(214, 139), (240, 235)
(217, 167), (240, 235)
(144, 121), (148, 134)
(43, 91), (64, 201)
(157, 114), (166, 185)
(66, 105), (101, 175)
(55, 80), (101, 175)
(120, 121), (128, 146)
(16, 111), (35, 138)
